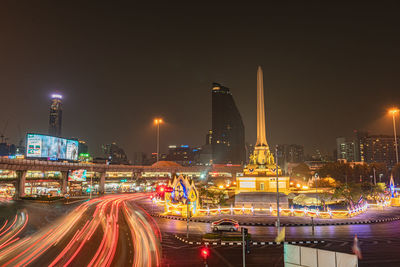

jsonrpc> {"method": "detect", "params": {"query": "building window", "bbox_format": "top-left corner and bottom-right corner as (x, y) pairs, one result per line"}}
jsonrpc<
(260, 183), (265, 191)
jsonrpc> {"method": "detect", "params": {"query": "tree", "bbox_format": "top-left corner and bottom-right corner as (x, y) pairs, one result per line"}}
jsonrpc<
(198, 187), (226, 207)
(367, 163), (389, 183)
(361, 182), (385, 201)
(311, 177), (336, 188)
(319, 162), (389, 184)
(318, 162), (353, 183)
(332, 182), (385, 205)
(332, 183), (362, 206)
(291, 163), (311, 181)
(392, 163), (400, 183)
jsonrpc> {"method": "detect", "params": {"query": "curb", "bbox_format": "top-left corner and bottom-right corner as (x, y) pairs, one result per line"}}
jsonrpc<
(152, 214), (400, 226)
(174, 235), (325, 246)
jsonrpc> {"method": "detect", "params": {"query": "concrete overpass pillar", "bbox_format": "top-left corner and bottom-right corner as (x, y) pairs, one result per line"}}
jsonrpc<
(99, 171), (106, 195)
(15, 170), (27, 199)
(60, 171), (68, 195)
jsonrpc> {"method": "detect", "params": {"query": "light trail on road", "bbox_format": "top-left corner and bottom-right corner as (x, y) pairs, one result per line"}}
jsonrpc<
(0, 194), (161, 267)
(0, 211), (28, 251)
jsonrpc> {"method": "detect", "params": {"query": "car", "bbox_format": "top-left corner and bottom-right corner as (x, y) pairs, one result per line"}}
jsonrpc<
(211, 219), (239, 232)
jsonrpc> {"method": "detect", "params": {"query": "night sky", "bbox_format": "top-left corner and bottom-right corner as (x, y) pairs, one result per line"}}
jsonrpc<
(1, 1), (400, 159)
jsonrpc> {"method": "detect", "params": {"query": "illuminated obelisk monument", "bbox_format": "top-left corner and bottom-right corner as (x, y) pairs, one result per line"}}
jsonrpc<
(236, 66), (289, 196)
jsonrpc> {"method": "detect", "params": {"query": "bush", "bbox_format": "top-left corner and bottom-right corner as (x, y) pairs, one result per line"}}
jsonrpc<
(221, 233), (252, 241)
(202, 233), (221, 240)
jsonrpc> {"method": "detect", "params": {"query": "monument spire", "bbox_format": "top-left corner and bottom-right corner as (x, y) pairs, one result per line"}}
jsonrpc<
(256, 66), (267, 147)
(236, 66), (286, 196)
(248, 66), (275, 166)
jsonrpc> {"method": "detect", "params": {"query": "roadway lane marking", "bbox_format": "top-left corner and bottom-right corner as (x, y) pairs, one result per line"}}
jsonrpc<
(339, 242), (349, 246)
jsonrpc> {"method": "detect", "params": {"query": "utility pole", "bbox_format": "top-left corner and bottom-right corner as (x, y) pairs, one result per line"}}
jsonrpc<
(391, 109), (399, 164)
(315, 173), (318, 207)
(373, 167), (376, 185)
(157, 122), (160, 162)
(90, 175), (93, 199)
(154, 118), (163, 162)
(242, 228), (247, 267)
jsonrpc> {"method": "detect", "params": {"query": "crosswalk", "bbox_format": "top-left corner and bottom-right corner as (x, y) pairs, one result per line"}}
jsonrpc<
(163, 232), (400, 250)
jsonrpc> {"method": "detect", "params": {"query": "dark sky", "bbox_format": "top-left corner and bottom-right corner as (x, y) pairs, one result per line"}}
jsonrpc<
(1, 1), (400, 159)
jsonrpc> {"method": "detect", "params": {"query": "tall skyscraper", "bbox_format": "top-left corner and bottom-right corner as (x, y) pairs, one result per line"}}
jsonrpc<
(48, 94), (63, 136)
(211, 82), (245, 164)
(336, 137), (357, 162)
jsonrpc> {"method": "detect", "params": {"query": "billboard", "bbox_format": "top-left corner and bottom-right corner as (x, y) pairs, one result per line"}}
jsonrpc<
(26, 133), (79, 161)
(68, 169), (87, 182)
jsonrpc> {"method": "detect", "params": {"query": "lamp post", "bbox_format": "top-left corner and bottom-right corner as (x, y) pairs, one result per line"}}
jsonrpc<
(389, 108), (399, 165)
(154, 118), (163, 162)
(315, 173), (318, 207)
(90, 175), (92, 199)
(275, 146), (280, 233)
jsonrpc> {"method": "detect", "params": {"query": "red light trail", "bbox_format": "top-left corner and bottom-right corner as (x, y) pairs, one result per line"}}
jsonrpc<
(0, 194), (161, 267)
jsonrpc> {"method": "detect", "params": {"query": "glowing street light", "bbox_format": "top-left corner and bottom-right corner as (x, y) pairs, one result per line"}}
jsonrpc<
(154, 118), (163, 162)
(389, 108), (399, 164)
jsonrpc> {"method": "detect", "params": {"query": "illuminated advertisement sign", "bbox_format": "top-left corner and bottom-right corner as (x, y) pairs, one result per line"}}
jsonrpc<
(26, 133), (79, 161)
(68, 169), (87, 182)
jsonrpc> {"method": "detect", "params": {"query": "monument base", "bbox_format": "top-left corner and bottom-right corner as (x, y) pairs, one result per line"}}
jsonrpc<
(236, 176), (290, 193)
(234, 192), (288, 208)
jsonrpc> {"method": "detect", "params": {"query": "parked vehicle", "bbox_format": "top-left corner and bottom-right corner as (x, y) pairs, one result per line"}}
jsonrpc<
(211, 219), (239, 232)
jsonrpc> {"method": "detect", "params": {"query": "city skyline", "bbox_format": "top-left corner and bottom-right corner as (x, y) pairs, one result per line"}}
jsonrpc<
(1, 3), (400, 266)
(0, 2), (399, 160)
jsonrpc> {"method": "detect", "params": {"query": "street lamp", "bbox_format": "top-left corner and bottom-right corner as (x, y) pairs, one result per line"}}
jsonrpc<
(275, 146), (280, 233)
(154, 118), (163, 162)
(389, 108), (399, 165)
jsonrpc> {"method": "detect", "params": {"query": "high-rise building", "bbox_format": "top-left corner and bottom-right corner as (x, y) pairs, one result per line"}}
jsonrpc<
(206, 130), (212, 145)
(336, 137), (357, 162)
(102, 142), (129, 165)
(277, 144), (305, 172)
(195, 130), (213, 166)
(359, 134), (399, 168)
(49, 94), (63, 136)
(338, 130), (400, 168)
(211, 83), (245, 164)
(166, 145), (195, 166)
(132, 152), (148, 165)
(78, 140), (89, 154)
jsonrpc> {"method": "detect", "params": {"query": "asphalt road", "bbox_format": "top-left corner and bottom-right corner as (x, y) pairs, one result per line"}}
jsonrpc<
(0, 194), (161, 266)
(146, 201), (400, 266)
(1, 196), (400, 266)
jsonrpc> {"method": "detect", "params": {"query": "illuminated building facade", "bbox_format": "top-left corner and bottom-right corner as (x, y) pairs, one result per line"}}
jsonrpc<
(211, 83), (245, 164)
(336, 137), (357, 162)
(361, 134), (399, 168)
(340, 130), (400, 168)
(49, 94), (63, 137)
